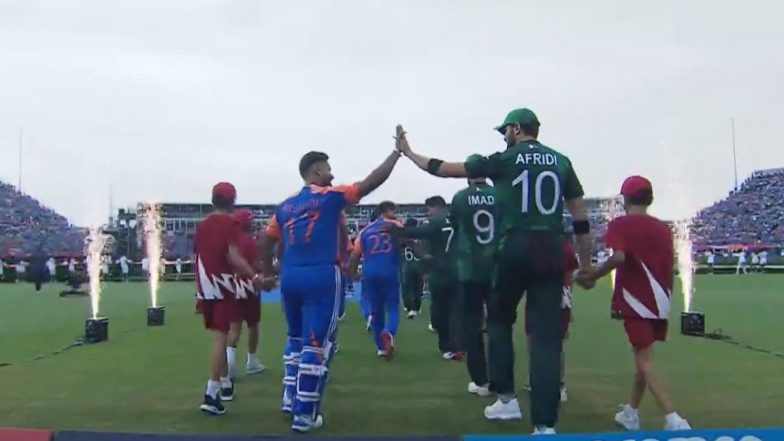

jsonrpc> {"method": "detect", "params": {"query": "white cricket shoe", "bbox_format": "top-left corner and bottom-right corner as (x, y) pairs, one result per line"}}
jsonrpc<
(484, 398), (523, 421)
(468, 382), (494, 397)
(560, 387), (568, 403)
(246, 359), (266, 375)
(533, 426), (557, 435)
(407, 310), (417, 319)
(377, 350), (387, 357)
(664, 413), (692, 431)
(615, 404), (640, 431)
(292, 414), (324, 432)
(428, 322), (436, 332)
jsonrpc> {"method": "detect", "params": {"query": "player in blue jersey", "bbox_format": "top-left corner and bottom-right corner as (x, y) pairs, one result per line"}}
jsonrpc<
(348, 201), (403, 360)
(259, 149), (400, 433)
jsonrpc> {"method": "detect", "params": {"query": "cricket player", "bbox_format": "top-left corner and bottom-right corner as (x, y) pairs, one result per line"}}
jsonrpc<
(394, 108), (593, 434)
(141, 257), (150, 280)
(194, 182), (260, 416)
(760, 249), (768, 272)
(449, 168), (497, 396)
(348, 201), (403, 359)
(259, 149), (400, 432)
(524, 234), (579, 403)
(401, 218), (424, 319)
(226, 208), (266, 379)
(579, 176), (691, 431)
(389, 196), (464, 361)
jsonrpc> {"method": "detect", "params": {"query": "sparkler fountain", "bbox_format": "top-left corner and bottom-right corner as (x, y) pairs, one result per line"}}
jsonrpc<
(676, 219), (705, 336)
(144, 203), (166, 326)
(84, 227), (110, 343)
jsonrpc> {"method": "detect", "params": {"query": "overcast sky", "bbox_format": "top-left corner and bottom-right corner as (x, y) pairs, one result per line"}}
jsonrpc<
(1, 0), (782, 226)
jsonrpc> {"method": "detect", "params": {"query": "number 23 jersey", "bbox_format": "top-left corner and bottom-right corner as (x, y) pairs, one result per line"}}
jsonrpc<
(353, 217), (403, 279)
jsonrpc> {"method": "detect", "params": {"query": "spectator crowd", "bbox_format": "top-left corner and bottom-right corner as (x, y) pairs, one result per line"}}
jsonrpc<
(691, 168), (784, 246)
(0, 181), (86, 259)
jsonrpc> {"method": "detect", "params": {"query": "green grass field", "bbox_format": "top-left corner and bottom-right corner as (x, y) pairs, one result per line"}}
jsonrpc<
(1, 276), (782, 436)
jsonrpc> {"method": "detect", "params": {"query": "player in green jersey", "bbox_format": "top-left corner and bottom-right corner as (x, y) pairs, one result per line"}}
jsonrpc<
(401, 218), (425, 319)
(449, 164), (497, 397)
(388, 196), (464, 361)
(394, 109), (594, 434)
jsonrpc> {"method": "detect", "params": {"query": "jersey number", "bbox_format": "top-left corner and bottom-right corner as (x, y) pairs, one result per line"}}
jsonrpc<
(512, 170), (561, 215)
(285, 211), (320, 245)
(442, 219), (454, 253)
(368, 233), (393, 254)
(472, 209), (495, 244)
(404, 248), (420, 261)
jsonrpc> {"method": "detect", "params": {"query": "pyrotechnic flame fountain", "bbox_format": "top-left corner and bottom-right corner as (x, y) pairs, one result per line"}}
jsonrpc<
(676, 218), (705, 336)
(143, 203), (166, 326)
(674, 220), (695, 312)
(85, 227), (110, 343)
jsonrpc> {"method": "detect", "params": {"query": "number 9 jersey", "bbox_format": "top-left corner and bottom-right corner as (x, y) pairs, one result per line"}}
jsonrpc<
(450, 182), (498, 283)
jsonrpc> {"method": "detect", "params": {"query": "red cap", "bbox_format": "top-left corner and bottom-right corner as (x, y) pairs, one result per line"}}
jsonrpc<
(212, 182), (236, 201)
(620, 175), (653, 197)
(233, 208), (254, 227)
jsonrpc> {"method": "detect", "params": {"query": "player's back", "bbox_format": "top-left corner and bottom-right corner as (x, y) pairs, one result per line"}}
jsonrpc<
(359, 218), (401, 279)
(485, 141), (582, 233)
(194, 213), (241, 299)
(274, 186), (348, 268)
(451, 183), (497, 281)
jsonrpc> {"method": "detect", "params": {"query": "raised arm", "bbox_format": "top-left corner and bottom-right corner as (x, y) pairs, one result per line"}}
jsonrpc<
(395, 125), (470, 178)
(356, 150), (402, 198)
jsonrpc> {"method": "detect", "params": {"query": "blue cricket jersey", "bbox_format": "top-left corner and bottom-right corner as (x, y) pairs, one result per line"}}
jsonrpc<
(355, 217), (402, 280)
(267, 184), (361, 267)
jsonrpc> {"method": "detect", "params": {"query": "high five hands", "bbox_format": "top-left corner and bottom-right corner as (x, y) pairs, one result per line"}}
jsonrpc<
(395, 125), (411, 157)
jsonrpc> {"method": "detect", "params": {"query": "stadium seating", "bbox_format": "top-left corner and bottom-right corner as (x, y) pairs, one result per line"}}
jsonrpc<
(0, 181), (86, 259)
(691, 168), (784, 246)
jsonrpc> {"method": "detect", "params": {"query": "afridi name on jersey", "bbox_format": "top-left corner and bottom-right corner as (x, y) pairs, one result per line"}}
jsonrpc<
(464, 140), (584, 235)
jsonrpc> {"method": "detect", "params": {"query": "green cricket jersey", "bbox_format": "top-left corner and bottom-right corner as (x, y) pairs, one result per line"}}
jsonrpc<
(464, 140), (584, 234)
(450, 182), (497, 282)
(401, 242), (422, 274)
(394, 211), (456, 276)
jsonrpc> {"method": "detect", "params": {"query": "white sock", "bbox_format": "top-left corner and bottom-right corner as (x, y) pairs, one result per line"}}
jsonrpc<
(206, 380), (221, 398)
(247, 352), (257, 364)
(226, 346), (236, 376)
(220, 376), (232, 388)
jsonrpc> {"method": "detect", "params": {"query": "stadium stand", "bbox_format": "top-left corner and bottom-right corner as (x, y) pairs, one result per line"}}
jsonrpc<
(691, 167), (784, 247)
(0, 181), (86, 258)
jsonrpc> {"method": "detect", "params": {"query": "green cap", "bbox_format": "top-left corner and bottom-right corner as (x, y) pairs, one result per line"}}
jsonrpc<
(494, 108), (540, 134)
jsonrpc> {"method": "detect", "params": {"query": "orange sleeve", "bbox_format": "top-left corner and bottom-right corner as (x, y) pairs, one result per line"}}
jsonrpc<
(332, 183), (362, 205)
(266, 215), (282, 240)
(352, 237), (363, 257)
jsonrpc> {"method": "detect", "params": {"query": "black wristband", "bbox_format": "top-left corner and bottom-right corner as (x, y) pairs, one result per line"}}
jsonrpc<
(426, 159), (444, 175)
(572, 220), (590, 235)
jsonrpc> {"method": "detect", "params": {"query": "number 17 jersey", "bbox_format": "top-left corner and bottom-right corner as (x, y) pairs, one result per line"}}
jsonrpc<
(450, 183), (497, 283)
(266, 184), (361, 268)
